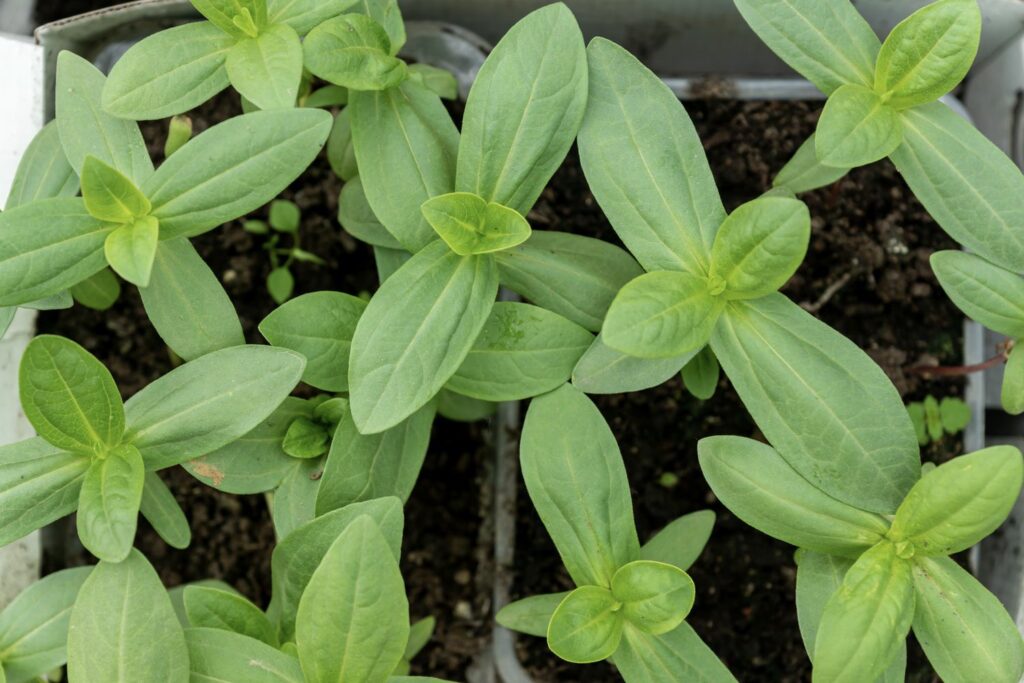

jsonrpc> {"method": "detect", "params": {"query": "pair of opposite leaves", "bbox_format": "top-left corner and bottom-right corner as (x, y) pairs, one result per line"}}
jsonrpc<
(102, 0), (405, 115)
(56, 510), (449, 683)
(6, 334), (305, 562)
(743, 0), (1024, 280)
(700, 436), (1024, 683)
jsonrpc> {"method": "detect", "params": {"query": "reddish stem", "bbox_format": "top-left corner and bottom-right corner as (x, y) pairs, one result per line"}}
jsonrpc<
(908, 351), (1007, 377)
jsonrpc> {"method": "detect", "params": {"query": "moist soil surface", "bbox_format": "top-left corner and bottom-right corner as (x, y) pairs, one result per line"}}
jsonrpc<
(29, 5), (968, 675)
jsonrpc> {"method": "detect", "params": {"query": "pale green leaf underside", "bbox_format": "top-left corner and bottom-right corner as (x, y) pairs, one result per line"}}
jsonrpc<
(67, 550), (189, 683)
(521, 384), (640, 587)
(698, 436), (890, 557)
(495, 231), (643, 333)
(890, 102), (1024, 273)
(139, 237), (245, 361)
(815, 84), (902, 168)
(102, 22), (233, 120)
(733, 0), (881, 95)
(580, 37), (724, 274)
(348, 240), (499, 434)
(456, 3), (587, 216)
(349, 81), (460, 253)
(711, 294), (920, 513)
(930, 250), (1024, 339)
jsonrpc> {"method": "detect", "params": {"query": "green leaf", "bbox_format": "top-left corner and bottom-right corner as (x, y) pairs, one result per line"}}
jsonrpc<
(521, 384), (640, 586)
(296, 516), (409, 682)
(408, 63), (458, 100)
(612, 561), (694, 636)
(773, 134), (849, 195)
(269, 199), (300, 233)
(304, 84), (349, 108)
(456, 4), (586, 216)
(814, 84), (902, 168)
(930, 250), (1024, 339)
(303, 14), (407, 91)
(711, 294), (920, 513)
(923, 395), (943, 443)
(890, 102), (1024, 273)
(794, 551), (908, 683)
(349, 81), (459, 252)
(67, 550), (188, 682)
(874, 0), (981, 110)
(603, 271), (723, 359)
(733, 0), (881, 95)
(1003, 345), (1024, 415)
(911, 556), (1024, 683)
(164, 116), (193, 158)
(404, 616), (435, 662)
(19, 335), (123, 455)
(709, 195), (810, 299)
(281, 417), (329, 458)
(184, 586), (277, 646)
(267, 497), (404, 641)
(140, 237), (245, 361)
(192, 0), (265, 38)
(436, 389), (496, 422)
(259, 290), (367, 392)
(0, 198), (112, 307)
(571, 334), (694, 395)
(140, 470), (191, 549)
(124, 345), (304, 470)
(76, 444), (145, 562)
(0, 438), (88, 547)
(352, 0), (406, 53)
(5, 120), (78, 210)
(613, 622), (737, 683)
(267, 267), (294, 304)
(813, 542), (915, 683)
(421, 192), (532, 256)
(80, 156), (150, 224)
(327, 109), (358, 181)
(639, 510), (715, 572)
(580, 38), (723, 274)
(0, 566), (90, 683)
(71, 268), (120, 311)
(102, 22), (234, 120)
(447, 302), (593, 401)
(546, 586), (623, 664)
(226, 23), (303, 111)
(184, 628), (303, 683)
(184, 396), (309, 493)
(338, 176), (403, 248)
(495, 231), (643, 332)
(496, 593), (569, 638)
(315, 403), (434, 514)
(267, 0), (359, 35)
(104, 215), (160, 287)
(938, 397), (970, 434)
(794, 550), (854, 658)
(143, 109), (331, 239)
(270, 459), (320, 539)
(890, 446), (1023, 557)
(698, 436), (891, 556)
(56, 52), (153, 184)
(681, 346), (719, 400)
(348, 241), (499, 434)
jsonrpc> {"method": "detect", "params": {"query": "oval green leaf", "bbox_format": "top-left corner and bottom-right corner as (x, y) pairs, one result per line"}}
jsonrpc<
(612, 561), (695, 636)
(603, 271), (724, 359)
(546, 586), (624, 664)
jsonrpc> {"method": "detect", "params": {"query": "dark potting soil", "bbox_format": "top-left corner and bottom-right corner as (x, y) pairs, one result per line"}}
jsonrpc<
(34, 77), (969, 680)
(512, 98), (966, 683)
